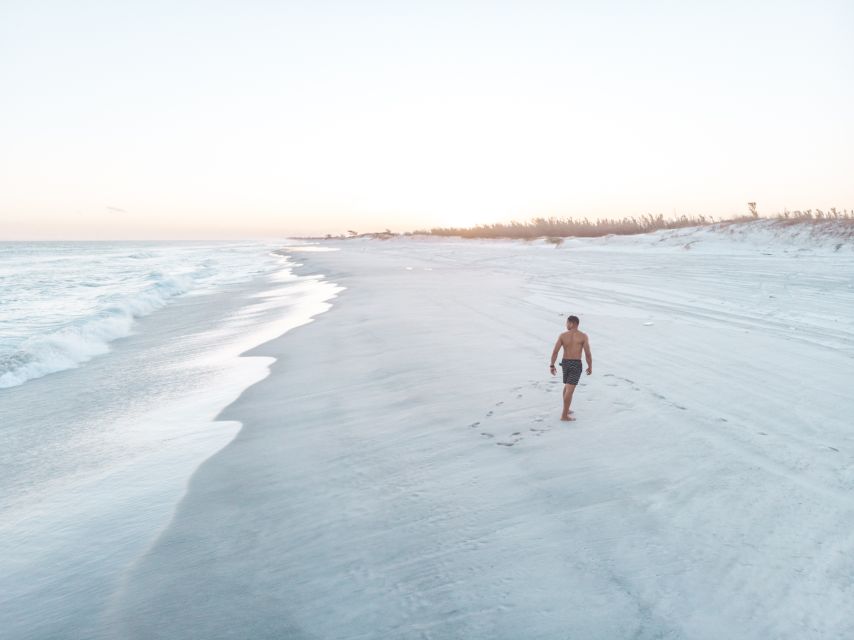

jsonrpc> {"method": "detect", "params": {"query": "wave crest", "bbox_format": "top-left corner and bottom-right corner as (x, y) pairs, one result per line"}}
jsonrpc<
(0, 274), (193, 389)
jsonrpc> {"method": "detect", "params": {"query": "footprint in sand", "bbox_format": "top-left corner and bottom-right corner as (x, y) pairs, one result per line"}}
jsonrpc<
(496, 432), (524, 446)
(649, 390), (687, 411)
(480, 432), (494, 438)
(486, 410), (493, 417)
(604, 373), (640, 391)
(469, 421), (481, 428)
(495, 401), (504, 407)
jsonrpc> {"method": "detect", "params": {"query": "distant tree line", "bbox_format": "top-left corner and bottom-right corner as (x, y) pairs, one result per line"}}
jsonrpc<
(414, 207), (852, 240)
(301, 205), (852, 241)
(414, 214), (715, 239)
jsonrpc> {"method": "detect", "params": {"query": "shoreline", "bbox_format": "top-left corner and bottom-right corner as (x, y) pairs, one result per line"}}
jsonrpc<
(103, 243), (542, 638)
(70, 237), (854, 638)
(0, 247), (342, 640)
(111, 236), (854, 640)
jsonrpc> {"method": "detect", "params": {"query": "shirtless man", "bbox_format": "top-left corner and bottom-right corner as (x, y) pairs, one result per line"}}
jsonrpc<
(549, 315), (592, 421)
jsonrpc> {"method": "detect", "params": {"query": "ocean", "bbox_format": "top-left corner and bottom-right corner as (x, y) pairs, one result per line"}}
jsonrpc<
(0, 240), (339, 639)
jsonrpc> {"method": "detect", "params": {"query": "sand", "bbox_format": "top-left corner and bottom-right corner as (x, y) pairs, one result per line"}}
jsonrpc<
(105, 229), (854, 639)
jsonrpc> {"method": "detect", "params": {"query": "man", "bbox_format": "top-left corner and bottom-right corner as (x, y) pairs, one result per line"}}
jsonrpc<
(549, 315), (592, 421)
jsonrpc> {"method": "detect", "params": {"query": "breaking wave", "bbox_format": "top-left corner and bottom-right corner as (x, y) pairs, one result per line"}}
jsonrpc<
(0, 275), (195, 388)
(0, 242), (284, 389)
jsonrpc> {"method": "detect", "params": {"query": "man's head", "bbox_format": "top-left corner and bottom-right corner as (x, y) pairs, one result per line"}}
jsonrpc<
(566, 315), (580, 329)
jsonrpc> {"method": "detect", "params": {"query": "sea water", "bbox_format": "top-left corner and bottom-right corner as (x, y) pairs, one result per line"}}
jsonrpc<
(0, 241), (339, 639)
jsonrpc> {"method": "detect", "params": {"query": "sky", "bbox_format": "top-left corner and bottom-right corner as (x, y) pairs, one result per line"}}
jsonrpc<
(1, 0), (852, 239)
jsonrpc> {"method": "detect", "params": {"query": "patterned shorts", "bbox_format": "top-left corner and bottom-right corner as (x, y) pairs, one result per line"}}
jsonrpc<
(560, 358), (582, 385)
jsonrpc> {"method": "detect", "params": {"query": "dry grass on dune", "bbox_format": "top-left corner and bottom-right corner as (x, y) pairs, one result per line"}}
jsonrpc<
(412, 207), (854, 240)
(413, 214), (711, 239)
(768, 209), (854, 235)
(306, 207), (853, 242)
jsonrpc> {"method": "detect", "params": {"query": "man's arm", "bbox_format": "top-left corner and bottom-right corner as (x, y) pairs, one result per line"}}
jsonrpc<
(583, 335), (593, 375)
(549, 336), (562, 375)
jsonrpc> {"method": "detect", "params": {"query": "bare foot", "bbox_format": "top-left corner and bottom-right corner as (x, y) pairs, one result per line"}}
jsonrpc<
(560, 415), (576, 421)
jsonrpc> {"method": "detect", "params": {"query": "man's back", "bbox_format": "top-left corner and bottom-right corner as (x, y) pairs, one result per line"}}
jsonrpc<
(550, 316), (592, 420)
(558, 329), (587, 359)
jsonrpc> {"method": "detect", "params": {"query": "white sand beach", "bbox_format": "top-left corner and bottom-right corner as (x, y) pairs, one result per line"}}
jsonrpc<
(5, 1), (853, 637)
(100, 225), (854, 639)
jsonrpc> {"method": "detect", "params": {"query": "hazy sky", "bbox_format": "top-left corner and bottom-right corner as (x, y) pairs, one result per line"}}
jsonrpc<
(2, 1), (852, 239)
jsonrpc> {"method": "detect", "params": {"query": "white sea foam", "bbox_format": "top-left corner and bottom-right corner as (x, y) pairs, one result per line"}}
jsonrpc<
(0, 239), (342, 639)
(0, 274), (190, 387)
(0, 241), (284, 388)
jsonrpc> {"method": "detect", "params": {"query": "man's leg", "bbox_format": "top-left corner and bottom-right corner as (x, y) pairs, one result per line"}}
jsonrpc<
(561, 383), (576, 421)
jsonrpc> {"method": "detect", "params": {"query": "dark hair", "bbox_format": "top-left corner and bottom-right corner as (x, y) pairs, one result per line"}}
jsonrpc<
(567, 315), (580, 326)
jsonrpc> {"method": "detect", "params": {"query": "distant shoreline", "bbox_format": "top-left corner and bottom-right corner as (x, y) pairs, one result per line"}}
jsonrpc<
(298, 215), (854, 245)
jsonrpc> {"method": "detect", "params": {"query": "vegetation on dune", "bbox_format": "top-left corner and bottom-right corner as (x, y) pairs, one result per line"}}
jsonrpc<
(413, 214), (712, 239)
(414, 206), (853, 240)
(772, 208), (854, 223)
(305, 206), (852, 241)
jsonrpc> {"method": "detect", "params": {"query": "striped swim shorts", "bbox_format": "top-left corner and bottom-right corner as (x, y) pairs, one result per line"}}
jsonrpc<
(560, 358), (582, 385)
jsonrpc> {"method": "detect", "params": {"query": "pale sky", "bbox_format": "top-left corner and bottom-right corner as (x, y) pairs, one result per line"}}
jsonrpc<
(1, 0), (852, 239)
